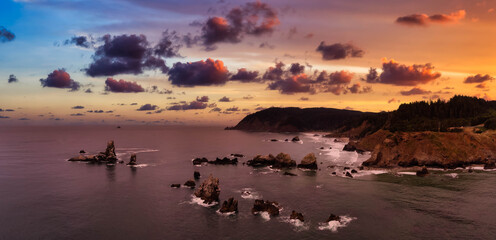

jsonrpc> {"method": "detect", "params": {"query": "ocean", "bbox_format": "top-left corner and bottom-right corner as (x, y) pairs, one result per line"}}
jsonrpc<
(0, 125), (495, 239)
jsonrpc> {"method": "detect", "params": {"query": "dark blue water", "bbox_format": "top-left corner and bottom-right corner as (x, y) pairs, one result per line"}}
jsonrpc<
(0, 125), (495, 239)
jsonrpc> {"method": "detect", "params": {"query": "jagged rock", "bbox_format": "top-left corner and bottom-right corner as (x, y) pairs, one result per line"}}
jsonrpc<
(208, 157), (238, 165)
(320, 147), (324, 149)
(290, 210), (305, 222)
(331, 172), (336, 175)
(184, 179), (196, 188)
(344, 167), (350, 170)
(247, 153), (296, 168)
(297, 153), (317, 169)
(231, 153), (244, 158)
(79, 150), (86, 154)
(270, 139), (278, 142)
(219, 197), (238, 213)
(416, 166), (429, 177)
(327, 214), (341, 222)
(484, 159), (496, 169)
(194, 171), (201, 180)
(252, 199), (280, 216)
(334, 139), (343, 143)
(171, 184), (180, 188)
(194, 175), (220, 204)
(285, 139), (289, 142)
(127, 153), (137, 165)
(291, 136), (300, 142)
(345, 171), (353, 178)
(283, 171), (297, 176)
(351, 169), (358, 173)
(343, 143), (356, 152)
(192, 157), (208, 165)
(273, 153), (296, 168)
(68, 140), (118, 163)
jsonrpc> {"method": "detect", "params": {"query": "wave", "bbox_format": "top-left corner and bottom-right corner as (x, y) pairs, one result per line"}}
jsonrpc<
(317, 215), (356, 232)
(280, 216), (310, 231)
(190, 195), (218, 208)
(238, 188), (263, 199)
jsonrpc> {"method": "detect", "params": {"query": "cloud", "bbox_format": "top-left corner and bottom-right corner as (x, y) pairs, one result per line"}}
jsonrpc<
(464, 74), (494, 83)
(396, 10), (466, 26)
(400, 87), (432, 96)
(230, 68), (260, 82)
(64, 35), (94, 48)
(476, 83), (488, 89)
(225, 106), (240, 112)
(40, 69), (80, 91)
(154, 30), (181, 58)
(168, 58), (229, 86)
(137, 104), (158, 111)
(363, 58), (441, 86)
(70, 113), (85, 116)
(0, 26), (15, 43)
(85, 34), (173, 77)
(0, 115), (9, 119)
(262, 62), (285, 80)
(259, 42), (275, 49)
(329, 70), (353, 85)
(299, 97), (309, 101)
(167, 100), (208, 110)
(388, 98), (400, 103)
(196, 96), (209, 102)
(316, 42), (364, 60)
(243, 95), (254, 100)
(85, 89), (93, 93)
(289, 63), (305, 75)
(210, 107), (222, 112)
(104, 78), (144, 93)
(72, 105), (85, 109)
(8, 74), (18, 83)
(147, 85), (173, 94)
(268, 74), (315, 94)
(199, 1), (279, 48)
(219, 96), (232, 102)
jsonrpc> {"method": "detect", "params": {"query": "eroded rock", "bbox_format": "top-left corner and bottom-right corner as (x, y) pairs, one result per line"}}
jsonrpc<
(297, 153), (317, 169)
(194, 175), (220, 204)
(252, 199), (280, 216)
(219, 197), (238, 213)
(290, 210), (305, 222)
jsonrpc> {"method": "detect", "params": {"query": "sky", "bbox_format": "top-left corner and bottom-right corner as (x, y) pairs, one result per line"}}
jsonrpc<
(0, 0), (495, 126)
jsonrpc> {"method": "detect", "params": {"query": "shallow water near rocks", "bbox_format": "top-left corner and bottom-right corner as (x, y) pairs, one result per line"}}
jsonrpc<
(0, 125), (495, 239)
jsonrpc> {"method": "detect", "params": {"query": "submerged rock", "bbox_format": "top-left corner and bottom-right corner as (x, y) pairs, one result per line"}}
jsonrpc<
(194, 175), (220, 204)
(194, 171), (201, 180)
(171, 184), (180, 188)
(291, 136), (300, 142)
(208, 157), (238, 165)
(219, 197), (238, 213)
(192, 157), (208, 165)
(127, 153), (137, 166)
(184, 179), (196, 188)
(79, 150), (86, 154)
(270, 139), (278, 142)
(290, 210), (305, 222)
(351, 169), (358, 174)
(327, 214), (341, 222)
(283, 171), (297, 176)
(68, 140), (118, 163)
(345, 172), (353, 178)
(252, 199), (280, 216)
(416, 166), (429, 177)
(231, 153), (244, 158)
(297, 153), (318, 169)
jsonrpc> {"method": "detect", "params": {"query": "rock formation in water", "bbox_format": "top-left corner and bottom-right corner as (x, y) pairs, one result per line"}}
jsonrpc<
(184, 179), (196, 188)
(170, 184), (180, 188)
(208, 157), (238, 165)
(219, 197), (238, 213)
(127, 153), (137, 166)
(290, 210), (304, 222)
(283, 171), (297, 176)
(345, 171), (353, 178)
(416, 166), (429, 177)
(231, 153), (244, 158)
(251, 199), (280, 216)
(484, 160), (495, 169)
(291, 136), (300, 142)
(68, 140), (118, 163)
(192, 157), (208, 165)
(297, 153), (317, 169)
(327, 214), (341, 222)
(194, 175), (220, 204)
(194, 171), (201, 180)
(246, 153), (296, 168)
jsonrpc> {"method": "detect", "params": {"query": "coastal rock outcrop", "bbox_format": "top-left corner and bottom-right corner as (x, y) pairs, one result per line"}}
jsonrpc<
(194, 171), (201, 180)
(127, 153), (137, 166)
(219, 197), (238, 213)
(68, 140), (118, 163)
(194, 175), (220, 204)
(171, 184), (180, 188)
(484, 159), (496, 169)
(252, 199), (280, 216)
(327, 214), (341, 222)
(416, 166), (429, 177)
(290, 210), (304, 222)
(192, 157), (208, 165)
(208, 157), (238, 165)
(184, 179), (196, 188)
(297, 153), (317, 169)
(291, 136), (300, 142)
(246, 153), (296, 168)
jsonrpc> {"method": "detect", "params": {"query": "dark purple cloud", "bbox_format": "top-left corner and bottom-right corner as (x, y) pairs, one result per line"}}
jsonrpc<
(72, 106), (85, 109)
(268, 74), (315, 94)
(316, 42), (364, 60)
(225, 106), (239, 112)
(168, 58), (229, 86)
(0, 26), (15, 43)
(464, 74), (494, 83)
(137, 104), (158, 111)
(289, 63), (305, 75)
(230, 68), (260, 82)
(299, 97), (309, 101)
(196, 96), (209, 102)
(64, 35), (94, 48)
(363, 59), (441, 86)
(154, 30), (181, 58)
(167, 100), (208, 110)
(105, 78), (144, 93)
(8, 74), (17, 83)
(219, 96), (232, 102)
(85, 34), (173, 77)
(262, 62), (285, 80)
(400, 87), (432, 96)
(40, 69), (80, 91)
(396, 10), (466, 26)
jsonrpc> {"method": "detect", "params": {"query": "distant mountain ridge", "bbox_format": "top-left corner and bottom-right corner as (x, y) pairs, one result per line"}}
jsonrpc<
(226, 107), (372, 132)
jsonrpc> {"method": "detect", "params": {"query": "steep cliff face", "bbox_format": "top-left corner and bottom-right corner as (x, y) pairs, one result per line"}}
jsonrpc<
(228, 107), (370, 132)
(360, 129), (496, 168)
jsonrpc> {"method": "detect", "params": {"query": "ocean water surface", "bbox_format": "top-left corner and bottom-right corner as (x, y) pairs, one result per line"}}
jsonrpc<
(0, 125), (495, 239)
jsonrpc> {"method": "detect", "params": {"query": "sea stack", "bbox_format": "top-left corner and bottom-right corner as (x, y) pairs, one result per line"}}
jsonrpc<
(127, 153), (137, 166)
(252, 199), (280, 216)
(219, 197), (238, 213)
(416, 166), (429, 177)
(194, 175), (220, 204)
(194, 171), (201, 180)
(290, 210), (304, 222)
(297, 153), (318, 169)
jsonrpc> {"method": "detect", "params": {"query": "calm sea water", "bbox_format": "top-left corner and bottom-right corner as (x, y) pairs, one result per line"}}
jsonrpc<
(0, 125), (495, 240)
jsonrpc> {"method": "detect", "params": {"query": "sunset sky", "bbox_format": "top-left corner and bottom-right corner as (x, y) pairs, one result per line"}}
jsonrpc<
(1, 0), (495, 126)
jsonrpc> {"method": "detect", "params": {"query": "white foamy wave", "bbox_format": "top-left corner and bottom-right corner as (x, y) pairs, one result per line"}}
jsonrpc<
(239, 188), (263, 199)
(257, 212), (271, 221)
(316, 184), (323, 189)
(280, 217), (310, 231)
(116, 148), (159, 159)
(445, 173), (458, 178)
(317, 215), (356, 232)
(397, 172), (417, 175)
(128, 163), (149, 168)
(216, 209), (236, 216)
(190, 195), (218, 207)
